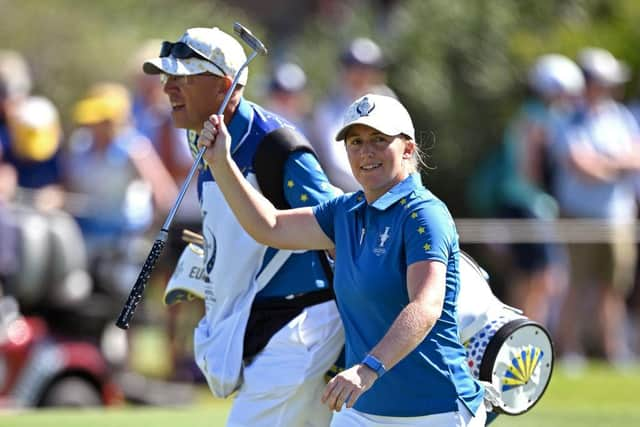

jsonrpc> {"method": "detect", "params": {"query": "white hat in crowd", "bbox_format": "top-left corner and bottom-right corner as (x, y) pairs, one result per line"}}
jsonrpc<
(528, 54), (585, 97)
(10, 96), (61, 161)
(577, 47), (630, 86)
(143, 27), (248, 85)
(270, 62), (307, 93)
(0, 50), (32, 99)
(340, 37), (386, 70)
(335, 94), (415, 141)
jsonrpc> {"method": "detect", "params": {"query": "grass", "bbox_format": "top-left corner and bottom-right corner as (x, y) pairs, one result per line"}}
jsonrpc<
(2, 362), (639, 427)
(492, 362), (640, 427)
(0, 407), (229, 427)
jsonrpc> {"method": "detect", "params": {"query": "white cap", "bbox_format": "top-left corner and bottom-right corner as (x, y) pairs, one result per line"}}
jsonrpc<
(340, 37), (385, 69)
(335, 94), (415, 141)
(14, 96), (59, 128)
(577, 47), (630, 86)
(10, 96), (61, 162)
(528, 54), (585, 96)
(0, 50), (32, 99)
(143, 27), (248, 85)
(271, 62), (307, 93)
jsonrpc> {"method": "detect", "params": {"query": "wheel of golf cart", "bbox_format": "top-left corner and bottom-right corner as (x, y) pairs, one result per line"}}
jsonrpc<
(477, 318), (554, 415)
(39, 376), (103, 407)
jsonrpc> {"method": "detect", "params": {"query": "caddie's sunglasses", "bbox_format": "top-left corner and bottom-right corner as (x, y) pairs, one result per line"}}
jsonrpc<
(159, 41), (227, 77)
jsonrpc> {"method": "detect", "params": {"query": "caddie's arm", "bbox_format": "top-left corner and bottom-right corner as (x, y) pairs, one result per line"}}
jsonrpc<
(198, 115), (333, 251)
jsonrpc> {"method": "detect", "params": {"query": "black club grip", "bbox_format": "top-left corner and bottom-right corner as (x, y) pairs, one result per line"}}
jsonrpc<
(116, 234), (167, 329)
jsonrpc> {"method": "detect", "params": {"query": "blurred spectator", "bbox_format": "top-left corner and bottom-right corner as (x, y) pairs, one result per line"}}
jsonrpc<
(127, 39), (201, 263)
(128, 39), (200, 220)
(0, 165), (18, 286)
(263, 61), (312, 134)
(129, 40), (196, 187)
(0, 162), (16, 202)
(64, 82), (177, 264)
(0, 51), (29, 291)
(467, 54), (584, 327)
(128, 40), (203, 380)
(551, 48), (640, 367)
(625, 72), (640, 359)
(0, 50), (32, 195)
(0, 50), (31, 103)
(311, 37), (394, 192)
(4, 96), (66, 210)
(0, 51), (65, 212)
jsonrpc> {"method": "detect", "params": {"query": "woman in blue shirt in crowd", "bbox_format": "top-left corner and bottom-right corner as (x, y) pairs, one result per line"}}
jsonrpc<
(197, 93), (485, 427)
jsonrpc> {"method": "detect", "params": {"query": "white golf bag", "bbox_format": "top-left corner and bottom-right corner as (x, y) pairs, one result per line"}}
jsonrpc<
(458, 252), (554, 416)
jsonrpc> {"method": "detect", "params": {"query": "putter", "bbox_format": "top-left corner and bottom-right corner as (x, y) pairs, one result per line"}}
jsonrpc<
(116, 22), (268, 329)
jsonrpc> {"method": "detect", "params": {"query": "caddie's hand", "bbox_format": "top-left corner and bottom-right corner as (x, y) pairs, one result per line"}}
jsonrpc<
(321, 364), (377, 412)
(198, 114), (231, 167)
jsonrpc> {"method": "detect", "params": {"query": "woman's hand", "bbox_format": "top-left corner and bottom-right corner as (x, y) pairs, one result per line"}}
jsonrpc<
(321, 364), (378, 412)
(198, 114), (231, 167)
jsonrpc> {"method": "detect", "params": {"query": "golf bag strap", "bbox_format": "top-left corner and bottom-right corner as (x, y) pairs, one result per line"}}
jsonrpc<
(253, 126), (315, 210)
(253, 126), (334, 284)
(243, 127), (335, 360)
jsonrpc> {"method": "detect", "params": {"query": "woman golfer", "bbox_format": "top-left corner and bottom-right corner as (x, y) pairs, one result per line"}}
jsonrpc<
(198, 93), (485, 426)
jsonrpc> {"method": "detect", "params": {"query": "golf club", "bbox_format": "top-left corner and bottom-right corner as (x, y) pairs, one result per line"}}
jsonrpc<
(116, 22), (268, 329)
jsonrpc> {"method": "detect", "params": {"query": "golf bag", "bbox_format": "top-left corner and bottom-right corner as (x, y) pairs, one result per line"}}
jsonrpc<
(458, 251), (554, 416)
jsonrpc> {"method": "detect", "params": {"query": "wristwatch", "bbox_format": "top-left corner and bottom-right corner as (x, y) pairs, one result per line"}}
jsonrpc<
(361, 354), (386, 378)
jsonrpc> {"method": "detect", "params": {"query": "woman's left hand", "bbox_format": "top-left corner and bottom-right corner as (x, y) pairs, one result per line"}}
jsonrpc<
(321, 364), (378, 412)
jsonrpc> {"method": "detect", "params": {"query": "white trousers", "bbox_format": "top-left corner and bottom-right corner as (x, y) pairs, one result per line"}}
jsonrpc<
(330, 401), (487, 427)
(227, 300), (345, 427)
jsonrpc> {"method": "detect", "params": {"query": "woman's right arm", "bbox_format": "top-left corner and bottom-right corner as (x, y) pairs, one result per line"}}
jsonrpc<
(198, 114), (334, 251)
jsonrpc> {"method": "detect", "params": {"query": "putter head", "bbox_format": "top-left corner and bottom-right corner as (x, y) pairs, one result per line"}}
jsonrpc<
(233, 22), (268, 55)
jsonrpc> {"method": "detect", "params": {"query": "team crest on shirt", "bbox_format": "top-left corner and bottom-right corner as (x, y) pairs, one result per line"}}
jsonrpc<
(373, 226), (391, 256)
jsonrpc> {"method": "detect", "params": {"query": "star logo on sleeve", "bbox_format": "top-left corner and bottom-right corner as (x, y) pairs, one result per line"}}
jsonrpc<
(423, 242), (431, 251)
(400, 198), (407, 205)
(417, 226), (425, 234)
(287, 180), (295, 188)
(300, 194), (309, 202)
(411, 212), (418, 219)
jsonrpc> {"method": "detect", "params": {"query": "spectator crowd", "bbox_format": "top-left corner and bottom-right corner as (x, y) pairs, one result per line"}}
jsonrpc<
(2, 35), (640, 384)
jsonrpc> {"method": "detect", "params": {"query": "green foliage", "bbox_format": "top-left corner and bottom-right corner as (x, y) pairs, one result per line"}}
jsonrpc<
(339, 0), (640, 213)
(0, 0), (264, 132)
(4, 0), (640, 213)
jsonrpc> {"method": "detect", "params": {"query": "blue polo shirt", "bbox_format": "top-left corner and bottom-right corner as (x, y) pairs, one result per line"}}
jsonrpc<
(313, 173), (483, 417)
(188, 98), (338, 298)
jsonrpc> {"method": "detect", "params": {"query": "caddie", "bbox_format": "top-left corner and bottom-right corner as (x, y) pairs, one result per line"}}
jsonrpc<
(143, 26), (344, 427)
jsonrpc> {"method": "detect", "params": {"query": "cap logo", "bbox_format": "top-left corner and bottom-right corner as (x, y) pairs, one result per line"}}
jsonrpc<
(356, 97), (375, 117)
